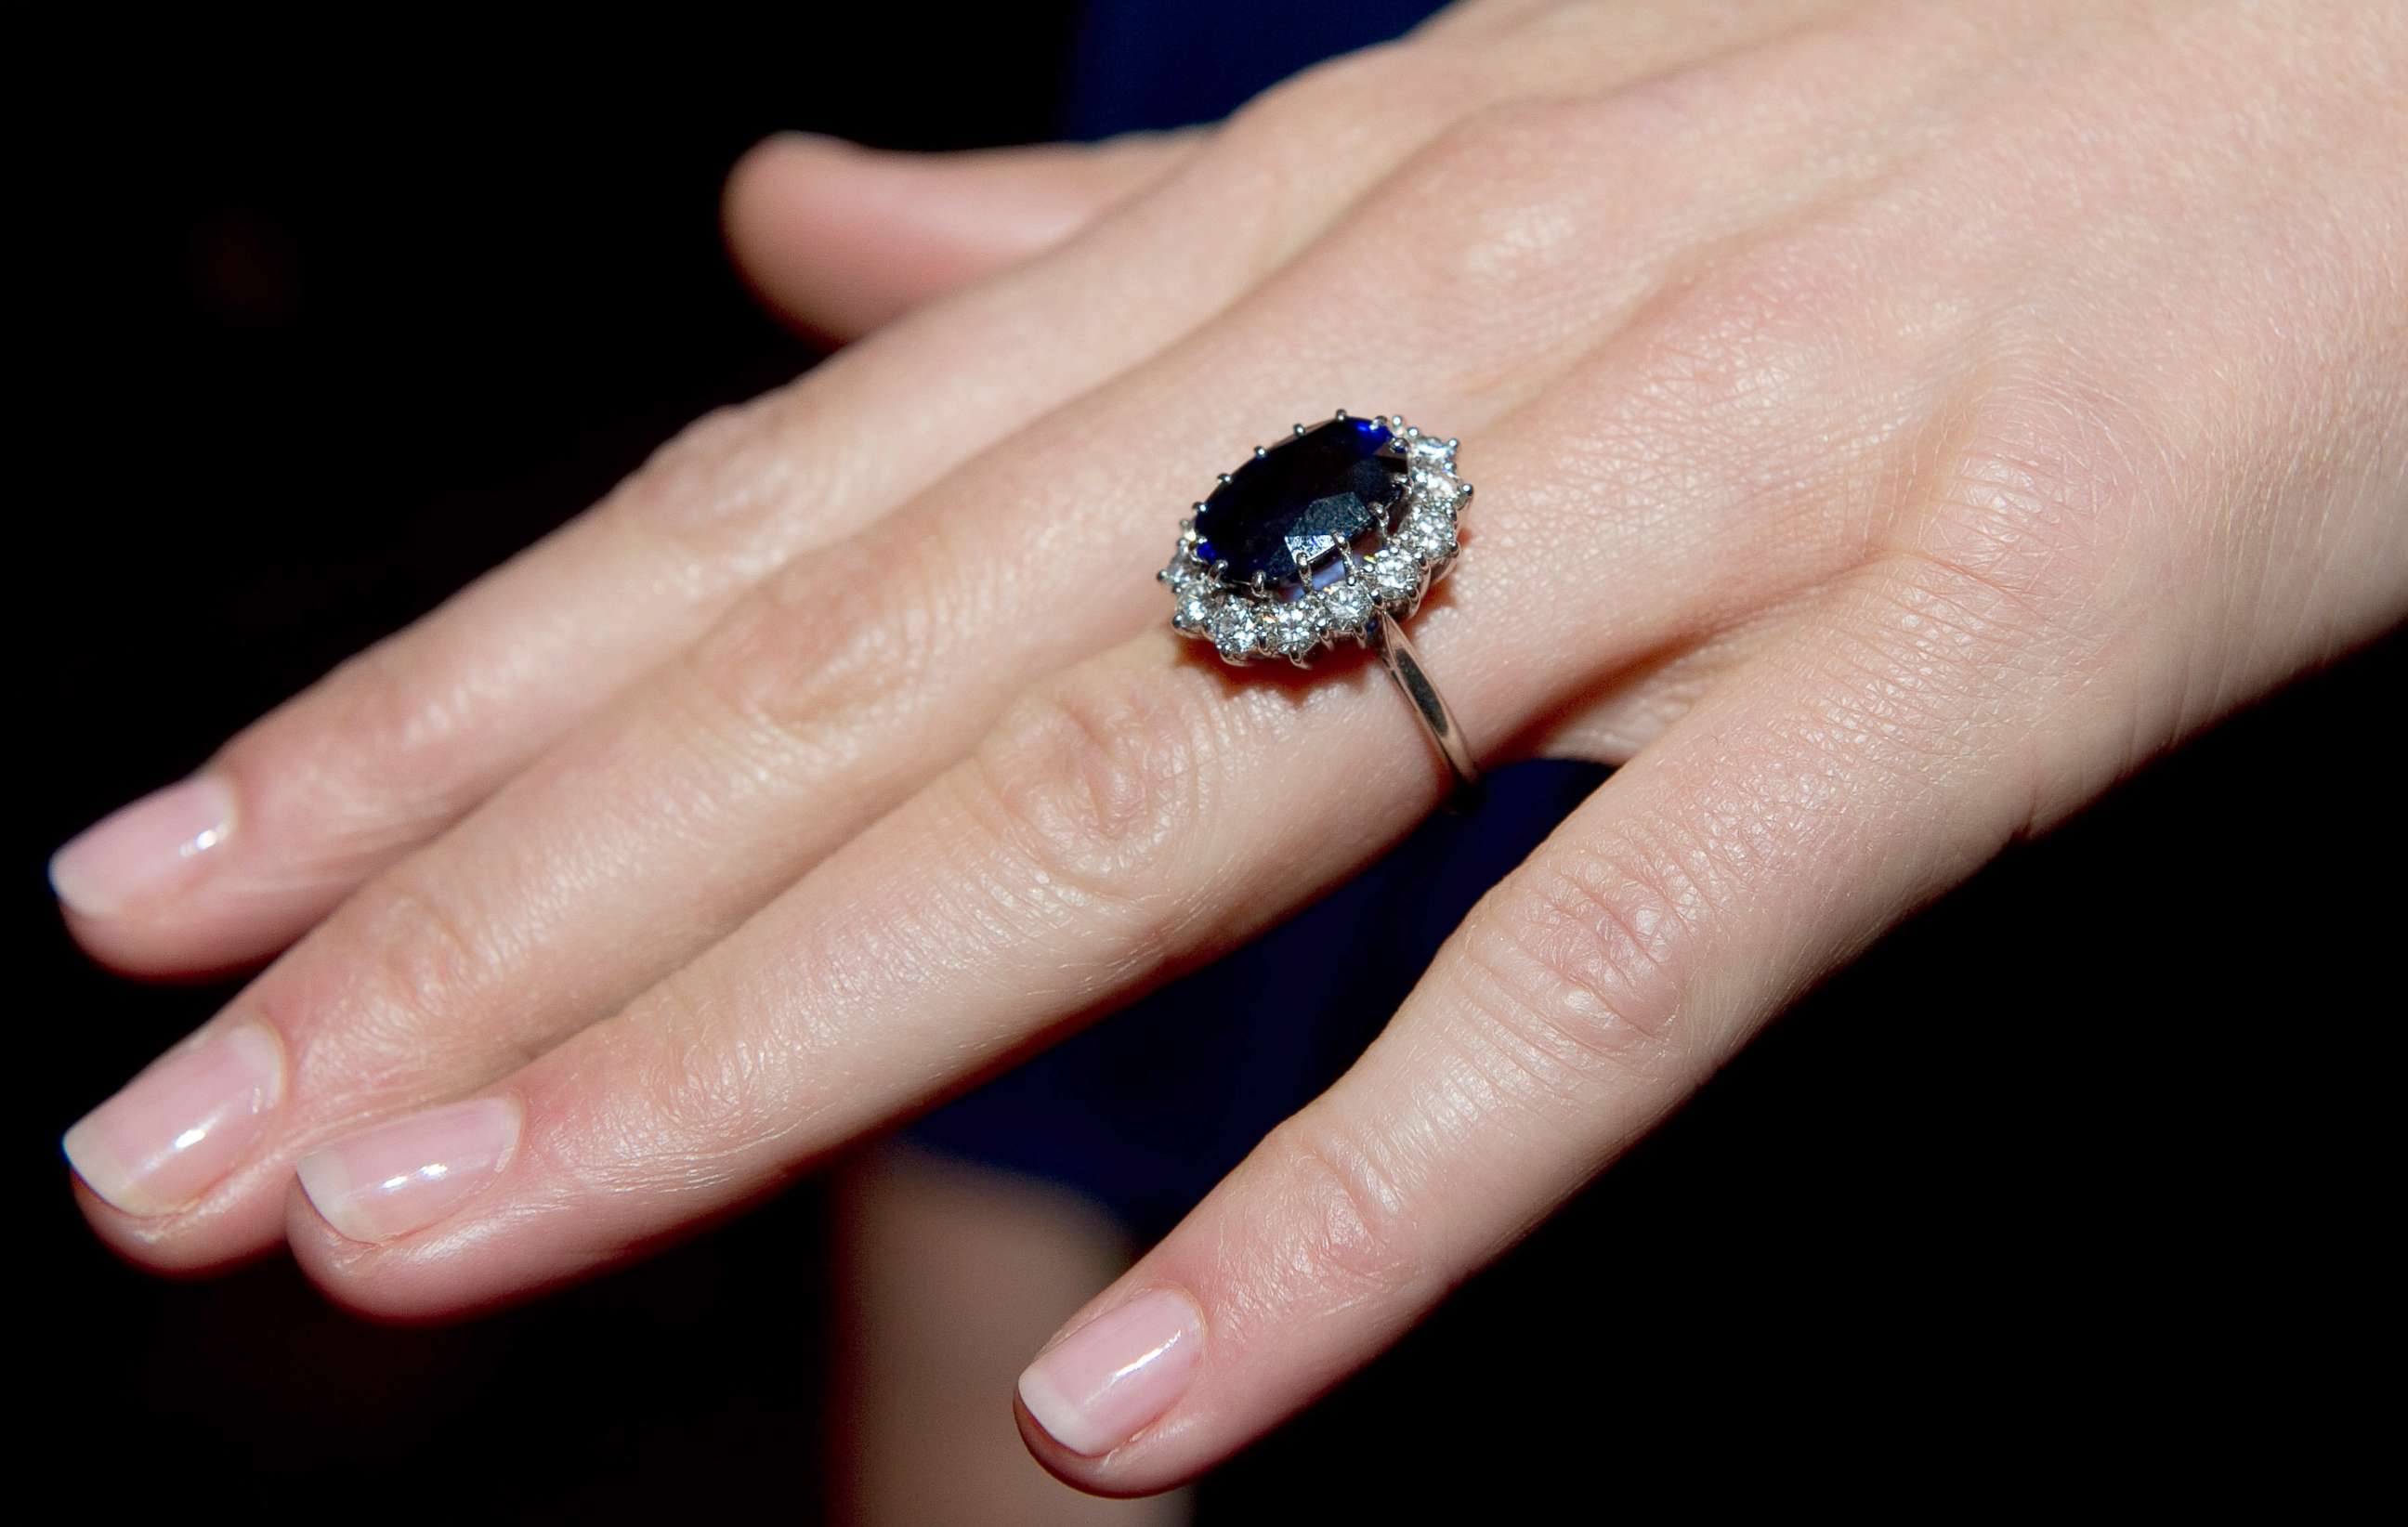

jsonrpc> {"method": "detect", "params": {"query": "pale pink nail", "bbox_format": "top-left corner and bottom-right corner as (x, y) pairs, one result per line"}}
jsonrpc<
(50, 773), (237, 917)
(63, 1023), (284, 1217)
(1017, 1287), (1206, 1456)
(297, 1097), (522, 1244)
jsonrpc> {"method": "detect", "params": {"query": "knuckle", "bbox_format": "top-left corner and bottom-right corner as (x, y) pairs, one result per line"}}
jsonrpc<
(1381, 99), (1617, 302)
(961, 664), (1214, 936)
(1238, 1112), (1427, 1309)
(1223, 37), (1420, 143)
(1379, 62), (1744, 301)
(1902, 366), (2161, 634)
(1638, 232), (1890, 413)
(261, 874), (502, 1092)
(676, 532), (945, 769)
(1451, 831), (1697, 1094)
(1421, 96), (1591, 181)
(611, 972), (770, 1166)
(603, 387), (812, 566)
(571, 974), (784, 1188)
(232, 642), (482, 877)
(1512, 226), (1901, 542)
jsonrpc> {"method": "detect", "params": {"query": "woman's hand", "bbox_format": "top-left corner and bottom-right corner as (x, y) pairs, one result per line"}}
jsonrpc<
(56, 0), (2405, 1494)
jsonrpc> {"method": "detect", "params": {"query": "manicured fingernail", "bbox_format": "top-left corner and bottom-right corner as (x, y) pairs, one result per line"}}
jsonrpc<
(1017, 1286), (1206, 1456)
(50, 773), (237, 917)
(63, 1023), (284, 1217)
(297, 1097), (522, 1244)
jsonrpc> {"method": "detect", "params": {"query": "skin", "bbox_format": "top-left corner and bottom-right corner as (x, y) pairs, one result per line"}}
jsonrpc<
(55, 0), (2406, 1498)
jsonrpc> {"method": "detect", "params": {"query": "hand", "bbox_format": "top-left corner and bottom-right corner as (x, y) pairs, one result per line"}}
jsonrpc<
(56, 0), (2405, 1495)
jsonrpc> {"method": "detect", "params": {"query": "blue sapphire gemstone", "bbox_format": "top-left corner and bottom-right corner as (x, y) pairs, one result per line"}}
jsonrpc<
(1194, 416), (1408, 591)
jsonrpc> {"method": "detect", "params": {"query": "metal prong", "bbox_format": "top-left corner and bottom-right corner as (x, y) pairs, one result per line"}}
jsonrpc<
(1293, 423), (1307, 437)
(1458, 482), (1474, 500)
(1250, 570), (1269, 596)
(1211, 558), (1230, 576)
(1446, 438), (1459, 451)
(1254, 446), (1268, 459)
(1332, 543), (1374, 642)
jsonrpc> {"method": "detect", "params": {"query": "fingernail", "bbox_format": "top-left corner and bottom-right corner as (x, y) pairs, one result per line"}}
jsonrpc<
(63, 1023), (284, 1217)
(1017, 1286), (1206, 1456)
(50, 773), (237, 918)
(297, 1097), (522, 1244)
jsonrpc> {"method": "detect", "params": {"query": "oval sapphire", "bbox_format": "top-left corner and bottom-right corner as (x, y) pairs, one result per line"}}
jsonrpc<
(1194, 416), (1408, 591)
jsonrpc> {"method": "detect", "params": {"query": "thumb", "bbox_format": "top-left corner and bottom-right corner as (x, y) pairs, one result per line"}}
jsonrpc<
(722, 130), (1197, 342)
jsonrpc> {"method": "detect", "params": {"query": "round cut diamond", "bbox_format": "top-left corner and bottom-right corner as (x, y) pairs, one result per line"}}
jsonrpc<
(1208, 601), (1263, 659)
(1163, 546), (1210, 590)
(1404, 506), (1458, 559)
(1268, 596), (1326, 658)
(1322, 578), (1372, 633)
(1368, 548), (1421, 604)
(1172, 587), (1217, 633)
(1193, 417), (1408, 591)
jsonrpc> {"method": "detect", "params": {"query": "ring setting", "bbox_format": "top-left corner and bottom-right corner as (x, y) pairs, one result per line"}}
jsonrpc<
(1158, 410), (1478, 786)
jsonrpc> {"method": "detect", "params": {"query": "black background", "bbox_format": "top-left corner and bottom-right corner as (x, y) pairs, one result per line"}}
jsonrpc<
(24, 12), (2396, 1519)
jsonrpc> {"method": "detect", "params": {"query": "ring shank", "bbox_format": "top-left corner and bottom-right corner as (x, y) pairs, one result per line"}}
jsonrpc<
(1366, 607), (1478, 791)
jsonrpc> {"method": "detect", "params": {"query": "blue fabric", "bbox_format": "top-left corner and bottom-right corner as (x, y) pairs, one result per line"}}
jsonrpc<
(902, 0), (1596, 1235)
(1059, 0), (1447, 137)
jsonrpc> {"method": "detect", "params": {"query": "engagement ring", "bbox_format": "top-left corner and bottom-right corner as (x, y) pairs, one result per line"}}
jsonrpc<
(1158, 411), (1478, 788)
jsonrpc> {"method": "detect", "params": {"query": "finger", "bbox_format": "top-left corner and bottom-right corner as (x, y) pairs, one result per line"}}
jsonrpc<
(53, 0), (1847, 981)
(713, 0), (1843, 343)
(1020, 314), (2408, 1490)
(709, 0), (1638, 339)
(273, 261), (1936, 1317)
(70, 16), (1871, 1268)
(1010, 553), (2079, 1491)
(73, 310), (1533, 1269)
(723, 131), (1200, 342)
(47, 24), (1468, 982)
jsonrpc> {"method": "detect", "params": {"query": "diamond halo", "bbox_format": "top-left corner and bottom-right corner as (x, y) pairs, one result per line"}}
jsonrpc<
(1157, 410), (1470, 668)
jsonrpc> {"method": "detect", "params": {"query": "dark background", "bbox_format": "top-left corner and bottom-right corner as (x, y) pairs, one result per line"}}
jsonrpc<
(24, 7), (2395, 1517)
